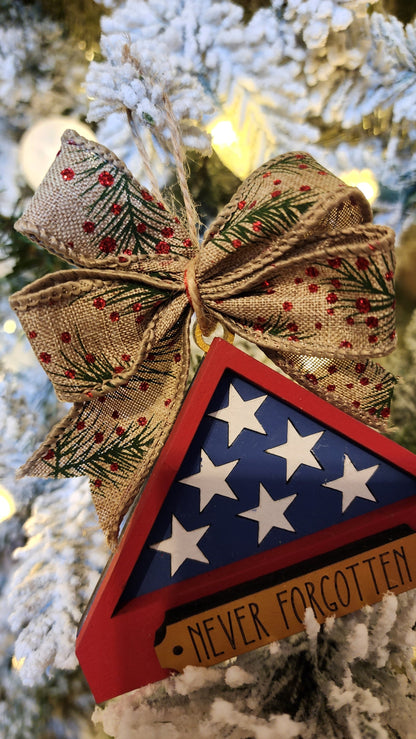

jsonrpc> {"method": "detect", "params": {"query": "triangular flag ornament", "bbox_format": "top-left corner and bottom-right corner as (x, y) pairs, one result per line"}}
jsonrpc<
(10, 129), (397, 548)
(75, 339), (416, 702)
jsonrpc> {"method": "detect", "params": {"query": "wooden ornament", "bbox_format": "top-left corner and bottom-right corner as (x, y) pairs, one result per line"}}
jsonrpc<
(76, 339), (416, 702)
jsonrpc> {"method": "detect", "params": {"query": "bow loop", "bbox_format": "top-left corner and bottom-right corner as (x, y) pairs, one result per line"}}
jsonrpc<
(15, 129), (195, 271)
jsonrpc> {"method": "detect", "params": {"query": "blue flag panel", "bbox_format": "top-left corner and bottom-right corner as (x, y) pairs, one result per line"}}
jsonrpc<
(120, 370), (416, 604)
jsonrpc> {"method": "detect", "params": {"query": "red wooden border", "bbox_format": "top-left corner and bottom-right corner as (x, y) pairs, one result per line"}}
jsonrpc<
(76, 338), (416, 702)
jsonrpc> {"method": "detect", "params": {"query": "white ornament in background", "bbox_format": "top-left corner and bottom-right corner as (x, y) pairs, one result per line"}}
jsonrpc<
(18, 116), (96, 190)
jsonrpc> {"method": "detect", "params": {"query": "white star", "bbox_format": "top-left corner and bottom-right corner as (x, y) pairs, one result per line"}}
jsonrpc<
(150, 515), (210, 576)
(322, 455), (378, 513)
(209, 383), (267, 446)
(238, 484), (297, 544)
(266, 419), (323, 481)
(179, 449), (239, 511)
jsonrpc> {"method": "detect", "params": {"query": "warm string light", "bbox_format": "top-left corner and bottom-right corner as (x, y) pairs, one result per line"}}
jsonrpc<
(208, 117), (253, 179)
(341, 168), (379, 205)
(0, 485), (16, 523)
(3, 319), (16, 334)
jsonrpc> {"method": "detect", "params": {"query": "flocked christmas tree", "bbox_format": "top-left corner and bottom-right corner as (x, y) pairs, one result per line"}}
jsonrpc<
(1, 0), (416, 737)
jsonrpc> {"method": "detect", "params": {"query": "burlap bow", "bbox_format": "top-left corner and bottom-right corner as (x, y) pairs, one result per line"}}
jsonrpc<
(10, 130), (397, 547)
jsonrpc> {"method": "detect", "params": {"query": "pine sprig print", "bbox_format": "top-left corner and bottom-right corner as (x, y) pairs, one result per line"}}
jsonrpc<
(74, 154), (188, 259)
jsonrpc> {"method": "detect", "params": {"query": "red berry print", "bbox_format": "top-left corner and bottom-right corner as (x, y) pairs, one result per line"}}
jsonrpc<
(114, 366), (124, 374)
(368, 335), (378, 344)
(326, 293), (338, 304)
(136, 222), (147, 233)
(43, 449), (55, 460)
(110, 312), (120, 322)
(174, 353), (181, 363)
(271, 190), (281, 198)
(147, 353), (155, 361)
(252, 221), (262, 232)
(133, 302), (142, 312)
(355, 363), (366, 374)
(94, 479), (102, 488)
(299, 164), (308, 170)
(273, 179), (281, 185)
(85, 354), (96, 364)
(93, 297), (106, 310)
(327, 308), (334, 315)
(110, 463), (119, 471)
(381, 408), (390, 419)
(65, 369), (75, 379)
(161, 226), (174, 238)
(318, 170), (327, 175)
(295, 154), (305, 160)
(121, 354), (130, 362)
(61, 168), (74, 181)
(116, 426), (125, 436)
(356, 297), (371, 313)
(306, 373), (318, 385)
(346, 316), (355, 325)
(157, 202), (166, 210)
(346, 383), (353, 389)
(232, 239), (242, 248)
(356, 257), (369, 270)
(98, 171), (114, 187)
(300, 185), (311, 191)
(328, 258), (341, 268)
(331, 278), (341, 289)
(262, 172), (270, 178)
(39, 352), (51, 363)
(61, 332), (71, 343)
(138, 417), (147, 426)
(340, 340), (352, 348)
(288, 322), (298, 332)
(308, 284), (318, 293)
(375, 383), (383, 391)
(99, 236), (117, 254)
(283, 301), (293, 311)
(141, 190), (153, 201)
(94, 432), (104, 443)
(183, 238), (192, 248)
(360, 377), (370, 386)
(315, 322), (322, 330)
(368, 408), (377, 416)
(327, 384), (335, 392)
(385, 270), (394, 281)
(28, 330), (37, 339)
(238, 201), (246, 210)
(156, 241), (170, 254)
(306, 267), (319, 277)
(77, 421), (85, 430)
(140, 382), (149, 391)
(111, 203), (122, 215)
(294, 277), (303, 285)
(366, 316), (379, 328)
(352, 400), (361, 409)
(165, 398), (172, 406)
(83, 221), (95, 234)
(328, 365), (338, 374)
(390, 331), (396, 340)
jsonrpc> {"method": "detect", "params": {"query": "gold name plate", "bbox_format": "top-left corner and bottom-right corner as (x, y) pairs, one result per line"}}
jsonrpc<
(155, 533), (416, 672)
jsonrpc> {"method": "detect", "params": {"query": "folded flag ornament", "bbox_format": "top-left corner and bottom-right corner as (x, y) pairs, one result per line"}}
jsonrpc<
(75, 339), (416, 702)
(10, 129), (397, 547)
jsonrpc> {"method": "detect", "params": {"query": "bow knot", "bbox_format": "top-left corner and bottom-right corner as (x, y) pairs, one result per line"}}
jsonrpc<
(10, 130), (397, 547)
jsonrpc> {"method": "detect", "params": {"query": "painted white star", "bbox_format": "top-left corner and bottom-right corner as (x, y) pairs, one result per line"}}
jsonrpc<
(266, 419), (323, 481)
(238, 484), (297, 544)
(150, 515), (210, 576)
(179, 449), (239, 511)
(322, 455), (379, 513)
(209, 383), (267, 446)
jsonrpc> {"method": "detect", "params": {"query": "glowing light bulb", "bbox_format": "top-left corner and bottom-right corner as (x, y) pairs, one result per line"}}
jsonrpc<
(12, 655), (25, 671)
(210, 120), (238, 147)
(0, 485), (15, 523)
(3, 319), (16, 334)
(19, 116), (96, 190)
(341, 168), (379, 205)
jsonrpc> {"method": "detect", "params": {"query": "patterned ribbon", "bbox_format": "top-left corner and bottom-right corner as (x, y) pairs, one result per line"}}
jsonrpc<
(10, 130), (397, 548)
